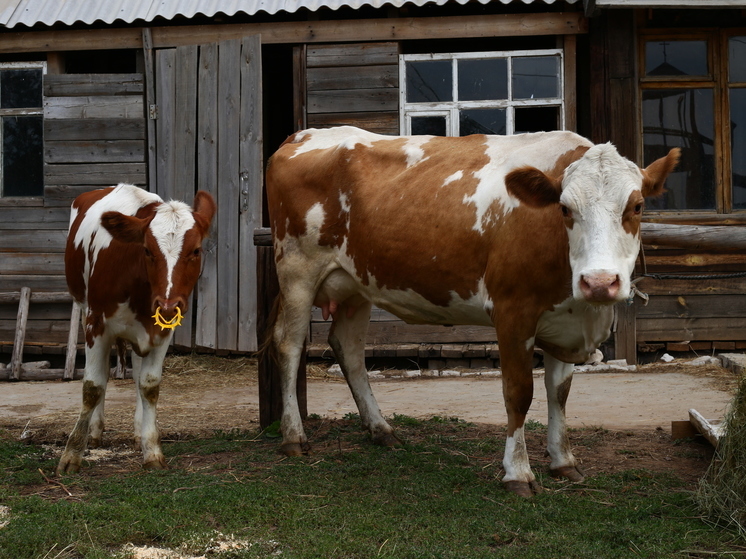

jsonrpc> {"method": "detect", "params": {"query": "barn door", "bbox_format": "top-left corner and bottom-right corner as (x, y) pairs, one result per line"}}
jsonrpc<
(147, 35), (262, 352)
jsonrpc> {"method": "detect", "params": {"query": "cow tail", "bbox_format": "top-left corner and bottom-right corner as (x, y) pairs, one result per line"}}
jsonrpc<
(256, 293), (282, 366)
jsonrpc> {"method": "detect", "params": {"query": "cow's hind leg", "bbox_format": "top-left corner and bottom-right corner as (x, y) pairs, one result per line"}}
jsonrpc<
(57, 333), (111, 475)
(328, 300), (400, 447)
(543, 353), (583, 482)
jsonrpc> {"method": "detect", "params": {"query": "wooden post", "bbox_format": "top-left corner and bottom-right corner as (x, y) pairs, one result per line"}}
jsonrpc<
(614, 301), (637, 365)
(64, 302), (81, 380)
(10, 287), (31, 380)
(256, 243), (307, 429)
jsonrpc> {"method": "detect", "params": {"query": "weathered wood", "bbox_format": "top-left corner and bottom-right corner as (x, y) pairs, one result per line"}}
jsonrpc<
(0, 230), (67, 252)
(44, 96), (144, 120)
(642, 222), (746, 250)
(0, 207), (70, 225)
(155, 48), (176, 202)
(637, 294), (746, 319)
(307, 88), (399, 114)
(0, 292), (71, 304)
(0, 14), (588, 53)
(307, 65), (398, 92)
(44, 140), (145, 164)
(45, 118), (145, 141)
(636, 317), (746, 341)
(634, 275), (746, 296)
(10, 287), (31, 380)
(64, 303), (81, 380)
(614, 302), (637, 364)
(307, 111), (400, 135)
(43, 184), (102, 207)
(307, 43), (399, 68)
(0, 275), (69, 292)
(641, 253), (746, 271)
(43, 74), (144, 97)
(0, 253), (65, 276)
(142, 28), (158, 194)
(45, 163), (146, 186)
(689, 408), (723, 447)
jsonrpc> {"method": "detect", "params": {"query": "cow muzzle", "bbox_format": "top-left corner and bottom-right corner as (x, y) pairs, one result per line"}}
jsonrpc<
(579, 272), (621, 304)
(153, 297), (187, 322)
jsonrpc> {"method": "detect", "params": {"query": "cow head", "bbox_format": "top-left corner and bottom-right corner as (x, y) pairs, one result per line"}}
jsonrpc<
(99, 191), (216, 321)
(506, 144), (679, 304)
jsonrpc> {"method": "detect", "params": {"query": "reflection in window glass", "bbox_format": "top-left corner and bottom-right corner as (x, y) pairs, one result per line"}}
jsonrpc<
(731, 89), (746, 209)
(459, 109), (506, 136)
(406, 60), (452, 103)
(645, 40), (707, 77)
(642, 88), (715, 210)
(411, 116), (447, 136)
(458, 59), (508, 101)
(0, 69), (43, 109)
(512, 57), (559, 100)
(515, 106), (559, 133)
(729, 37), (746, 83)
(2, 116), (43, 196)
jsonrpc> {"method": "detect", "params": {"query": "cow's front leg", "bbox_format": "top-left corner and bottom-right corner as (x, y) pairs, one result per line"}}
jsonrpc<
(328, 300), (400, 447)
(543, 353), (583, 482)
(133, 341), (170, 469)
(57, 333), (111, 475)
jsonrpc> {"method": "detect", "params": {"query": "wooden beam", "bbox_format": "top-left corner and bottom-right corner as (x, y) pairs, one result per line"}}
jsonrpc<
(10, 287), (31, 380)
(642, 222), (746, 251)
(0, 13), (588, 54)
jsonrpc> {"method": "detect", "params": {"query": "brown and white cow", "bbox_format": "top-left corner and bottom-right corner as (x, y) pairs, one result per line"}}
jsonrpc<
(57, 184), (215, 474)
(264, 126), (679, 497)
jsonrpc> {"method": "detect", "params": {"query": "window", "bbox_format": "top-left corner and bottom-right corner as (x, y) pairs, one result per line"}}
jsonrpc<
(0, 62), (45, 197)
(640, 34), (746, 213)
(400, 50), (564, 137)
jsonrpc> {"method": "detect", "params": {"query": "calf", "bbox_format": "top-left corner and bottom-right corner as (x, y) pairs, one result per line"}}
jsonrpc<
(265, 126), (678, 496)
(57, 184), (215, 474)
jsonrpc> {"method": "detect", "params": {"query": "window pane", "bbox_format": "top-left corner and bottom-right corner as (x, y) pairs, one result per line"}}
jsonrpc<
(642, 89), (715, 210)
(411, 115), (447, 136)
(459, 109), (506, 136)
(731, 88), (746, 209)
(512, 56), (559, 100)
(458, 58), (507, 101)
(0, 68), (42, 109)
(729, 37), (746, 83)
(406, 60), (452, 103)
(645, 41), (707, 77)
(2, 116), (43, 196)
(514, 106), (559, 133)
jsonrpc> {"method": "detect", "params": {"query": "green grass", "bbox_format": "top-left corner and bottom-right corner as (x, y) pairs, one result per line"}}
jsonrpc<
(0, 419), (742, 559)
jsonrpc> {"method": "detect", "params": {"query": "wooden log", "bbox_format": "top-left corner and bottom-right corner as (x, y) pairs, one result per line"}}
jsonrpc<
(689, 408), (724, 448)
(641, 222), (746, 250)
(64, 303), (81, 380)
(10, 287), (31, 380)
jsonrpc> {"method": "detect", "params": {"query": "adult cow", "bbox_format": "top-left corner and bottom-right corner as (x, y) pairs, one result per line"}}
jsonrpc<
(57, 184), (215, 474)
(265, 126), (678, 496)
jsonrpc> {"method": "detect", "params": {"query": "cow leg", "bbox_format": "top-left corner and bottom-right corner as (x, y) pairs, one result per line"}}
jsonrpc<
(133, 341), (170, 470)
(328, 300), (400, 447)
(57, 333), (112, 475)
(543, 353), (584, 482)
(132, 351), (144, 446)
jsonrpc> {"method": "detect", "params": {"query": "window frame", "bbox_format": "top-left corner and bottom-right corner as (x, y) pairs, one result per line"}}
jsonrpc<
(0, 61), (46, 205)
(399, 49), (566, 137)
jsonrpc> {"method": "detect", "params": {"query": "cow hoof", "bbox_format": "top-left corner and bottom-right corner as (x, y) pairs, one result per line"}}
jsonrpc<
(280, 442), (311, 456)
(88, 437), (101, 449)
(143, 458), (168, 470)
(504, 480), (542, 498)
(56, 458), (81, 476)
(550, 465), (585, 482)
(373, 432), (402, 448)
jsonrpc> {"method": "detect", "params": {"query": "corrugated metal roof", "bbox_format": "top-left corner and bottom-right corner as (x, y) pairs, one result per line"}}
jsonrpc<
(0, 0), (579, 28)
(596, 0), (744, 5)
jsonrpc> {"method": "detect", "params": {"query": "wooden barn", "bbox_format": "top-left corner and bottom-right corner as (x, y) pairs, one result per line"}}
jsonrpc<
(0, 0), (744, 375)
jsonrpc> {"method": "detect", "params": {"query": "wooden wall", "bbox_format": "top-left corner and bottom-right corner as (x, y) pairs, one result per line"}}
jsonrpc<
(0, 73), (146, 357)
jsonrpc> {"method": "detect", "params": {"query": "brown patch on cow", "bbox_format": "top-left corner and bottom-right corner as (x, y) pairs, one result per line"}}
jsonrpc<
(556, 375), (573, 412)
(82, 381), (104, 410)
(548, 145), (590, 179)
(141, 384), (160, 406)
(622, 191), (645, 236)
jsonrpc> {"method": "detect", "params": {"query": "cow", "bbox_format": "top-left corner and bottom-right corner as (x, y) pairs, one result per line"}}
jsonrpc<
(264, 126), (679, 497)
(57, 184), (215, 475)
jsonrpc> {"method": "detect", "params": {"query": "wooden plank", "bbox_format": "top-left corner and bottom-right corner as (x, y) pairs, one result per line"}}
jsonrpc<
(642, 222), (746, 251)
(44, 140), (145, 164)
(64, 303), (81, 380)
(0, 229), (67, 252)
(0, 275), (68, 292)
(44, 96), (144, 120)
(45, 119), (145, 141)
(307, 111), (400, 135)
(0, 13), (588, 54)
(45, 163), (146, 186)
(307, 65), (399, 92)
(142, 28), (158, 194)
(689, 408), (723, 448)
(195, 42), (219, 351)
(217, 38), (241, 351)
(307, 88), (399, 114)
(635, 275), (746, 296)
(642, 253), (746, 271)
(614, 302), (637, 364)
(637, 294), (746, 319)
(0, 319), (78, 345)
(0, 292), (71, 304)
(0, 303), (73, 321)
(10, 287), (30, 380)
(293, 45), (307, 131)
(0, 253), (65, 275)
(311, 321), (497, 344)
(43, 74), (144, 97)
(44, 184), (103, 206)
(636, 317), (746, 341)
(238, 35), (262, 352)
(307, 43), (399, 68)
(0, 207), (70, 225)
(155, 48), (176, 201)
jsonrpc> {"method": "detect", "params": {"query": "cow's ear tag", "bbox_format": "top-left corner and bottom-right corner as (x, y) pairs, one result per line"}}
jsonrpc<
(152, 307), (183, 330)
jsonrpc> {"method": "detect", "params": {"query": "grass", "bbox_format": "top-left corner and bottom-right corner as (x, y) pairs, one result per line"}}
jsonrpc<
(0, 418), (743, 559)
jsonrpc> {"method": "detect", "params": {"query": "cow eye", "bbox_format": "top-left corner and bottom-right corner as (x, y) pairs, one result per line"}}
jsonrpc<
(192, 248), (201, 257)
(560, 205), (572, 218)
(633, 203), (643, 214)
(144, 247), (153, 258)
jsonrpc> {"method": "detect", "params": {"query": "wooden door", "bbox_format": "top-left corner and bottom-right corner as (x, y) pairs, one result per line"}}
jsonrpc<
(148, 35), (262, 352)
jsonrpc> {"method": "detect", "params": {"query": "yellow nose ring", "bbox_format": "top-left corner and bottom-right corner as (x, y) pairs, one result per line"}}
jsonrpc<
(152, 306), (183, 330)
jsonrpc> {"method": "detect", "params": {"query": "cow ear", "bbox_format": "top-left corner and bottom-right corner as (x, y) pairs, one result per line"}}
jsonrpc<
(101, 211), (152, 244)
(641, 148), (680, 198)
(192, 191), (216, 236)
(505, 166), (562, 208)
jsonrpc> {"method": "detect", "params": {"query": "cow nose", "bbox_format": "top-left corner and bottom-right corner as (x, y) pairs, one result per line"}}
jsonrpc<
(579, 273), (620, 303)
(154, 297), (185, 320)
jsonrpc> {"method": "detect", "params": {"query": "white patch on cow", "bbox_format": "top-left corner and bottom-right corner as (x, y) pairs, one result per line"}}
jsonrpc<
(289, 126), (379, 159)
(403, 135), (432, 168)
(305, 202), (326, 238)
(104, 302), (171, 352)
(442, 170), (463, 187)
(536, 296), (614, 361)
(150, 200), (195, 298)
(339, 192), (351, 213)
(74, 184), (162, 285)
(502, 428), (534, 483)
(524, 336), (535, 351)
(68, 205), (78, 228)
